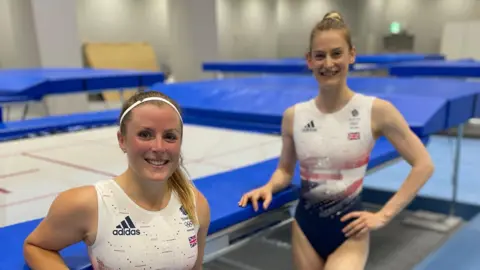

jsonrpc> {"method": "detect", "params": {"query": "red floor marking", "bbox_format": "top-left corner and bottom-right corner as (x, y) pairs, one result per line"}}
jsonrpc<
(22, 152), (116, 177)
(189, 138), (279, 163)
(1, 138), (278, 208)
(0, 168), (40, 180)
(0, 191), (57, 208)
(0, 188), (10, 194)
(0, 137), (112, 160)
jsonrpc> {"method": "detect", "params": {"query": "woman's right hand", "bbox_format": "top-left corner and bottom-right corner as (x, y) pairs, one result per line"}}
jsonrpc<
(238, 184), (273, 212)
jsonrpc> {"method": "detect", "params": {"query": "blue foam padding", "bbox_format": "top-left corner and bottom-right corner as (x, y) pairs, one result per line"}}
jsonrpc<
(0, 135), (418, 270)
(355, 53), (444, 64)
(151, 76), (448, 136)
(203, 59), (311, 73)
(347, 77), (480, 126)
(389, 60), (480, 77)
(0, 73), (45, 96)
(202, 54), (444, 73)
(413, 213), (480, 270)
(0, 95), (31, 103)
(0, 68), (165, 98)
(3, 74), (476, 139)
(0, 217), (92, 270)
(0, 109), (120, 141)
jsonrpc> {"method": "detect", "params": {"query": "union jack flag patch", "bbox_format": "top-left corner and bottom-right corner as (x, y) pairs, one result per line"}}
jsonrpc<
(189, 235), (197, 247)
(348, 132), (360, 140)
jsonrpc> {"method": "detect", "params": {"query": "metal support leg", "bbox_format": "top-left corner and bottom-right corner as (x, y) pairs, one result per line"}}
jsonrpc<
(215, 72), (224, 79)
(402, 124), (464, 232)
(42, 101), (50, 116)
(119, 89), (125, 104)
(450, 123), (463, 217)
(22, 103), (29, 120)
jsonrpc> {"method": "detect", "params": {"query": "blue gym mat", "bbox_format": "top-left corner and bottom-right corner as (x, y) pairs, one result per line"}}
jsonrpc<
(354, 53), (444, 64)
(389, 60), (480, 78)
(203, 58), (312, 73)
(202, 53), (444, 73)
(0, 73), (478, 269)
(0, 68), (165, 98)
(151, 75), (480, 135)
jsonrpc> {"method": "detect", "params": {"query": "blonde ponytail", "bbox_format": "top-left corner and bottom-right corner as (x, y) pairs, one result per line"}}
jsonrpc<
(168, 164), (198, 225)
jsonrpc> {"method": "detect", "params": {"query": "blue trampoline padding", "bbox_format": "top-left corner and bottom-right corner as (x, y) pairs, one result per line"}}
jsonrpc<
(4, 74), (474, 141)
(0, 95), (31, 103)
(202, 54), (444, 73)
(0, 68), (165, 97)
(0, 74), (46, 98)
(355, 53), (444, 64)
(0, 217), (92, 270)
(0, 109), (120, 141)
(203, 59), (311, 73)
(413, 213), (480, 270)
(0, 134), (419, 270)
(151, 76), (447, 136)
(389, 60), (480, 77)
(348, 77), (480, 125)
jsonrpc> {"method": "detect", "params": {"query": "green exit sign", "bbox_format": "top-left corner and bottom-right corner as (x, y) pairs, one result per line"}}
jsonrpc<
(390, 22), (401, 34)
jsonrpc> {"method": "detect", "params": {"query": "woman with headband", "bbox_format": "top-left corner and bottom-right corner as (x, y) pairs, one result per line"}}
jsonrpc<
(24, 91), (210, 269)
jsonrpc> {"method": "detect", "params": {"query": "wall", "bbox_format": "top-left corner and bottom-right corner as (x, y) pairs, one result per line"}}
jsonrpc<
(1, 0), (480, 71)
(217, 0), (278, 60)
(0, 0), (40, 68)
(76, 0), (171, 68)
(276, 0), (361, 57)
(357, 0), (480, 53)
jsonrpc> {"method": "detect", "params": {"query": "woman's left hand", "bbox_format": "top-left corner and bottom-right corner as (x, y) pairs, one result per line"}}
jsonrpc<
(341, 211), (389, 238)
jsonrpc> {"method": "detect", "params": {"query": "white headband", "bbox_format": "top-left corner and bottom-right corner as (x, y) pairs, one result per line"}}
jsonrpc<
(119, 97), (183, 125)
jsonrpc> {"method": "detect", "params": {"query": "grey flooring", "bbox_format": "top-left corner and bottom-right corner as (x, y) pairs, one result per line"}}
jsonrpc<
(204, 205), (462, 270)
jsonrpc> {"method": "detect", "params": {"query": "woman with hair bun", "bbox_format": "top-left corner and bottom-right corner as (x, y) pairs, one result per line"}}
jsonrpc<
(240, 11), (434, 270)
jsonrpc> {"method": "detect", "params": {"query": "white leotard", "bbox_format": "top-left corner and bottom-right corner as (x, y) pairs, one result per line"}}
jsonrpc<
(293, 93), (376, 217)
(88, 179), (199, 270)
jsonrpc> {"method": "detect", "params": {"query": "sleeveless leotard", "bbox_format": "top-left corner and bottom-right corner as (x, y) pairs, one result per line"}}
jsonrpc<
(292, 93), (376, 259)
(88, 179), (199, 269)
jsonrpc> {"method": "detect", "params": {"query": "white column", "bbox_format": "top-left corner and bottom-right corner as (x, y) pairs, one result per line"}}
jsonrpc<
(2, 0), (88, 117)
(167, 0), (220, 82)
(0, 0), (19, 69)
(29, 0), (89, 115)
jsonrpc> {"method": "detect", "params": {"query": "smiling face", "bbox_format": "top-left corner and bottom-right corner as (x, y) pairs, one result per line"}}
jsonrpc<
(118, 102), (182, 183)
(307, 29), (355, 88)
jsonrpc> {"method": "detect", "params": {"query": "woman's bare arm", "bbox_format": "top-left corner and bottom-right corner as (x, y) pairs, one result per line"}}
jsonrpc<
(373, 99), (435, 221)
(23, 186), (97, 270)
(265, 106), (298, 193)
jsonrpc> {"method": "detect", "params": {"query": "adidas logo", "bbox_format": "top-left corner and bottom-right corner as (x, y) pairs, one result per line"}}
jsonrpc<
(302, 120), (317, 132)
(112, 216), (141, 236)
